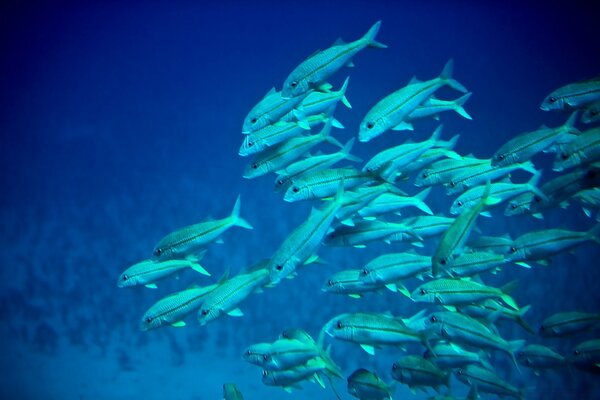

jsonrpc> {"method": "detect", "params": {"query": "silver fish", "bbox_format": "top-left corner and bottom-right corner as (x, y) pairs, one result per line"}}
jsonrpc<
(118, 256), (210, 289)
(541, 77), (600, 111)
(242, 87), (310, 133)
(347, 368), (393, 400)
(540, 311), (600, 337)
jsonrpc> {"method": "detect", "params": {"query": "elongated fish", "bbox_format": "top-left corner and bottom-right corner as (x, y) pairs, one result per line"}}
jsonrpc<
(412, 278), (519, 309)
(242, 87), (310, 133)
(284, 167), (375, 202)
(282, 21), (387, 98)
(455, 365), (527, 399)
(553, 126), (600, 171)
(322, 269), (381, 298)
(540, 311), (600, 337)
(391, 355), (450, 393)
(517, 344), (567, 372)
(153, 196), (252, 260)
(541, 76), (600, 111)
(359, 60), (467, 142)
(118, 256), (210, 289)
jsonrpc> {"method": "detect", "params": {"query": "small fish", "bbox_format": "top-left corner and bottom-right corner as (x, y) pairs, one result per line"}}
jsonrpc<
(443, 251), (509, 277)
(289, 76), (352, 118)
(540, 311), (600, 337)
(414, 155), (487, 188)
(282, 21), (387, 98)
(457, 300), (534, 334)
(140, 283), (218, 331)
(223, 383), (244, 400)
(359, 251), (432, 292)
(322, 269), (382, 298)
(553, 126), (600, 172)
(517, 344), (567, 372)
(242, 342), (273, 366)
(397, 92), (473, 130)
(398, 148), (461, 177)
(118, 256), (210, 289)
(322, 312), (431, 355)
(569, 339), (600, 373)
(347, 368), (393, 400)
(153, 196), (252, 260)
(411, 278), (519, 310)
(358, 187), (433, 219)
(455, 365), (527, 399)
(359, 60), (467, 142)
(541, 77), (600, 111)
(326, 219), (417, 248)
(246, 338), (322, 371)
(506, 225), (600, 265)
(445, 160), (537, 195)
(391, 355), (450, 394)
(198, 265), (269, 325)
(423, 342), (493, 370)
(492, 112), (579, 167)
(261, 358), (328, 392)
(239, 119), (310, 157)
(466, 233), (514, 254)
(242, 87), (310, 133)
(284, 167), (375, 202)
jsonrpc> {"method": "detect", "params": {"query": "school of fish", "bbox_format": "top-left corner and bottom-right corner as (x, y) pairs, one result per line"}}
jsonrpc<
(117, 21), (600, 399)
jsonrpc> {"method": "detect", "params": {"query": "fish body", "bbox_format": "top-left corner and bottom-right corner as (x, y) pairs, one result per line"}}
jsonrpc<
(424, 342), (492, 370)
(400, 215), (455, 242)
(540, 311), (600, 337)
(288, 76), (352, 118)
(569, 339), (600, 371)
(269, 185), (345, 284)
(553, 126), (600, 171)
(262, 339), (322, 371)
(284, 167), (375, 202)
(492, 113), (579, 167)
(261, 358), (327, 389)
(398, 148), (461, 177)
(582, 100), (600, 124)
(153, 196), (252, 259)
(411, 278), (519, 309)
(198, 267), (269, 325)
(322, 269), (381, 297)
(347, 368), (393, 400)
(541, 78), (600, 111)
(415, 156), (487, 188)
(466, 234), (514, 254)
(239, 119), (311, 156)
(506, 225), (600, 263)
(445, 160), (537, 195)
(282, 21), (386, 98)
(517, 344), (567, 371)
(391, 355), (449, 393)
(326, 219), (416, 248)
(118, 257), (210, 289)
(444, 251), (508, 277)
(359, 60), (467, 142)
(242, 87), (309, 133)
(359, 252), (432, 287)
(400, 92), (472, 128)
(455, 365), (525, 399)
(457, 300), (534, 334)
(140, 283), (218, 331)
(358, 188), (433, 219)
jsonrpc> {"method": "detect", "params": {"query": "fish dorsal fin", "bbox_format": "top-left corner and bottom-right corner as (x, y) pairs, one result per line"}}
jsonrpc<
(332, 37), (346, 46)
(263, 87), (277, 98)
(408, 76), (422, 84)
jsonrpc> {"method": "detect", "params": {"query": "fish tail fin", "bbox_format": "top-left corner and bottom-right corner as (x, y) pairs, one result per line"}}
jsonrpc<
(339, 77), (352, 108)
(363, 20), (387, 49)
(429, 124), (443, 141)
(415, 188), (434, 215)
(453, 92), (473, 120)
(515, 304), (535, 334)
(231, 195), (253, 230)
(519, 160), (538, 175)
(440, 59), (468, 93)
(442, 134), (461, 150)
(508, 339), (526, 369)
(320, 118), (344, 148)
(340, 138), (362, 163)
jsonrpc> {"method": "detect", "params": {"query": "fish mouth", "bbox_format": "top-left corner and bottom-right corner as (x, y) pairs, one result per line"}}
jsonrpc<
(540, 105), (550, 111)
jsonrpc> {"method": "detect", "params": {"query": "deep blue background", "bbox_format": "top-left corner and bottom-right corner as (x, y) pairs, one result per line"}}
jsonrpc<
(1, 1), (599, 399)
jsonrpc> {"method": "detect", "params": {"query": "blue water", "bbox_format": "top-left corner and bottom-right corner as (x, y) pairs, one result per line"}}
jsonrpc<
(1, 2), (599, 399)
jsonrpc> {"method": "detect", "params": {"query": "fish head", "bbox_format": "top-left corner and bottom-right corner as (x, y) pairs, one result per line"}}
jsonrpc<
(582, 106), (600, 123)
(414, 169), (433, 187)
(242, 343), (270, 366)
(322, 314), (353, 341)
(282, 74), (310, 99)
(492, 150), (516, 167)
(117, 272), (135, 288)
(239, 135), (262, 157)
(357, 267), (377, 284)
(540, 93), (565, 111)
(242, 112), (269, 134)
(390, 361), (410, 383)
(445, 179), (463, 196)
(274, 174), (293, 193)
(432, 255), (451, 277)
(268, 256), (297, 285)
(505, 243), (526, 263)
(283, 183), (309, 202)
(197, 304), (220, 326)
(410, 285), (433, 303)
(504, 193), (533, 216)
(140, 311), (162, 331)
(358, 117), (386, 142)
(243, 159), (270, 179)
(261, 369), (277, 386)
(553, 149), (577, 172)
(450, 198), (469, 215)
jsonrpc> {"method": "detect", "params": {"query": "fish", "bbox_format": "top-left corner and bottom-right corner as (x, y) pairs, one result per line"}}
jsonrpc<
(325, 219), (417, 248)
(223, 383), (244, 400)
(246, 338), (322, 371)
(582, 100), (600, 124)
(540, 311), (600, 337)
(457, 300), (534, 334)
(569, 339), (600, 373)
(400, 215), (455, 245)
(359, 60), (467, 142)
(242, 87), (310, 133)
(396, 148), (461, 178)
(261, 358), (329, 392)
(283, 167), (376, 202)
(322, 269), (382, 298)
(574, 187), (600, 220)
(390, 355), (450, 394)
(517, 344), (567, 372)
(198, 265), (269, 325)
(239, 119), (311, 157)
(466, 233), (514, 254)
(455, 365), (527, 399)
(414, 155), (487, 188)
(286, 76), (352, 118)
(432, 182), (496, 277)
(358, 251), (432, 293)
(541, 77), (600, 111)
(347, 368), (393, 400)
(242, 342), (273, 367)
(269, 184), (345, 284)
(553, 126), (600, 172)
(423, 342), (493, 370)
(411, 278), (519, 310)
(492, 112), (579, 167)
(443, 251), (510, 277)
(282, 21), (387, 98)
(426, 311), (525, 367)
(118, 256), (210, 289)
(140, 283), (218, 331)
(506, 225), (600, 265)
(243, 119), (342, 179)
(395, 92), (473, 131)
(322, 312), (431, 355)
(445, 160), (537, 195)
(358, 187), (433, 219)
(152, 195), (252, 260)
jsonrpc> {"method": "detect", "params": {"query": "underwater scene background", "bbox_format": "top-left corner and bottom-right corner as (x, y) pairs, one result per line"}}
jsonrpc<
(1, 1), (600, 399)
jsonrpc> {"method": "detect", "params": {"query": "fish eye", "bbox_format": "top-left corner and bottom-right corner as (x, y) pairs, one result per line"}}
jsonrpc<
(336, 321), (343, 329)
(510, 202), (517, 210)
(457, 368), (463, 375)
(509, 246), (517, 253)
(422, 172), (428, 178)
(533, 196), (541, 203)
(275, 265), (283, 271)
(251, 117), (257, 124)
(122, 275), (128, 281)
(430, 315), (437, 322)
(392, 363), (398, 370)
(457, 201), (463, 207)
(498, 154), (505, 160)
(366, 167), (373, 173)
(201, 309), (209, 316)
(440, 258), (447, 266)
(262, 370), (268, 376)
(277, 179), (285, 185)
(419, 288), (427, 295)
(248, 141), (254, 147)
(246, 350), (251, 355)
(560, 152), (569, 160)
(146, 316), (153, 323)
(292, 186), (300, 193)
(252, 163), (259, 169)
(449, 181), (455, 187)
(327, 279), (334, 286)
(366, 121), (374, 129)
(291, 81), (298, 88)
(263, 354), (268, 360)
(361, 269), (369, 276)
(154, 248), (162, 256)
(549, 96), (557, 103)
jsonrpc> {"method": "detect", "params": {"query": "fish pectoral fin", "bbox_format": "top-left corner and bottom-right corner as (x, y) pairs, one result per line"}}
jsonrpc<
(190, 264), (211, 276)
(215, 238), (225, 244)
(353, 244), (367, 249)
(391, 121), (413, 131)
(145, 283), (158, 289)
(348, 294), (362, 299)
(171, 321), (186, 327)
(515, 261), (532, 268)
(480, 211), (492, 218)
(360, 344), (376, 355)
(313, 373), (326, 388)
(442, 305), (457, 312)
(227, 308), (244, 317)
